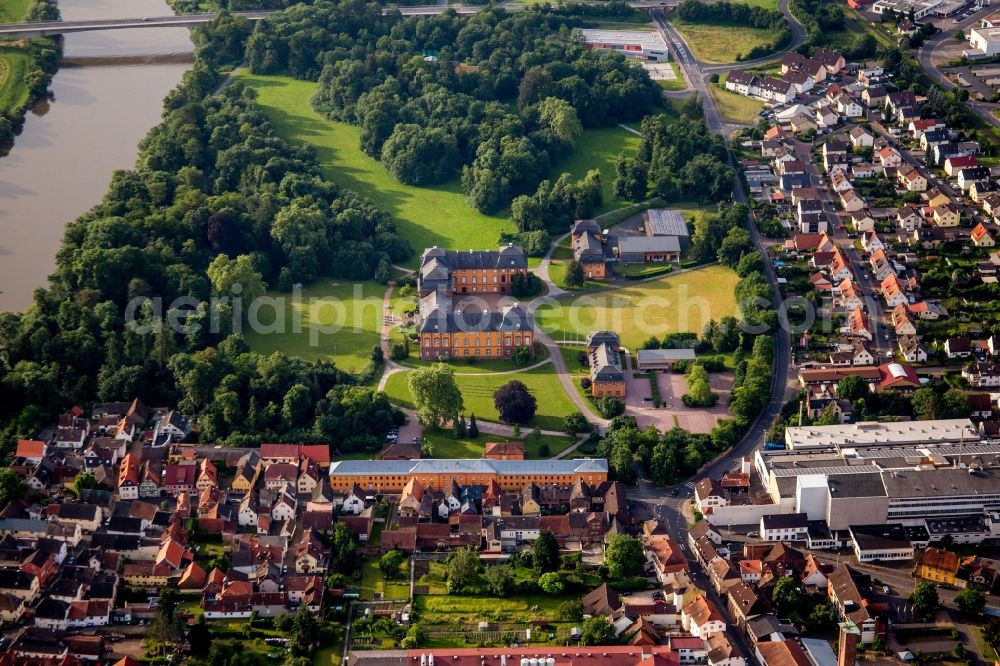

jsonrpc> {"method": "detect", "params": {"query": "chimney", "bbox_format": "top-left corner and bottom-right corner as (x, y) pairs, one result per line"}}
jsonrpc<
(838, 625), (860, 666)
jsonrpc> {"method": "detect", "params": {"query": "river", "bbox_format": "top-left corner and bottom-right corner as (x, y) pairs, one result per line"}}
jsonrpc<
(0, 0), (193, 312)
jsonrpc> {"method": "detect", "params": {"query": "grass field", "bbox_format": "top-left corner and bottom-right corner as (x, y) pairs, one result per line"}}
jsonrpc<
(708, 80), (766, 125)
(558, 126), (641, 215)
(242, 279), (385, 375)
(241, 73), (514, 263)
(535, 264), (740, 350)
(669, 18), (778, 64)
(0, 0), (29, 23)
(732, 0), (779, 8)
(241, 73), (640, 264)
(420, 429), (573, 459)
(655, 62), (688, 92)
(359, 558), (410, 601)
(0, 48), (31, 114)
(383, 364), (578, 430)
(313, 647), (341, 666)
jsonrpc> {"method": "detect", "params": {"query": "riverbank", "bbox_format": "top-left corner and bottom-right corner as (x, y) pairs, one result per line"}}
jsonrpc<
(0, 0), (193, 312)
(0, 36), (60, 152)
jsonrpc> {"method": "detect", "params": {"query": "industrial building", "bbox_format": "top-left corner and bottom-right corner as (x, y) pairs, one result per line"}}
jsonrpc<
(872, 0), (966, 20)
(580, 29), (670, 62)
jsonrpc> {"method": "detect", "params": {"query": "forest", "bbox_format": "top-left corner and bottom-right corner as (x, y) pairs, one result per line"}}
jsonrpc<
(248, 1), (661, 213)
(0, 16), (409, 453)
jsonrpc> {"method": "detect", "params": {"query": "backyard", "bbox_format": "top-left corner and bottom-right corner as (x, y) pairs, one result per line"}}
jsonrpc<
(359, 558), (410, 602)
(241, 74), (641, 264)
(242, 279), (386, 375)
(382, 363), (578, 431)
(668, 18), (778, 64)
(535, 264), (740, 350)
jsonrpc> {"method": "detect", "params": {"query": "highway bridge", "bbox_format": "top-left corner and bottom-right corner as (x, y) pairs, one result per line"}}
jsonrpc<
(0, 1), (680, 37)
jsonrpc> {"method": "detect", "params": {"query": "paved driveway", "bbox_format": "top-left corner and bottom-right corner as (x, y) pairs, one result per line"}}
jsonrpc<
(624, 354), (733, 433)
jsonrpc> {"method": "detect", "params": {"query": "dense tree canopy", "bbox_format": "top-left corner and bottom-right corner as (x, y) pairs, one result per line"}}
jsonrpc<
(0, 19), (412, 453)
(251, 2), (660, 211)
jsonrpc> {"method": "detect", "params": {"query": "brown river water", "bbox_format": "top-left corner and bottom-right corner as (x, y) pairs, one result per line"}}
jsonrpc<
(0, 0), (193, 312)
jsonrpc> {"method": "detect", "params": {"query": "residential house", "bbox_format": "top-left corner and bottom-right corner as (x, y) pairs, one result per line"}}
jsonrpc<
(897, 204), (923, 232)
(926, 187), (951, 208)
(897, 165), (927, 192)
(848, 308), (873, 341)
(899, 336), (928, 363)
(933, 203), (961, 227)
(958, 167), (991, 192)
(828, 564), (884, 644)
(232, 451), (262, 494)
(877, 146), (902, 168)
(944, 154), (978, 177)
(891, 304), (918, 336)
(972, 223), (995, 248)
(840, 188), (866, 213)
(851, 211), (876, 232)
(849, 126), (874, 148)
(869, 248), (893, 281)
(881, 274), (908, 307)
(682, 595), (727, 638)
(945, 336), (973, 359)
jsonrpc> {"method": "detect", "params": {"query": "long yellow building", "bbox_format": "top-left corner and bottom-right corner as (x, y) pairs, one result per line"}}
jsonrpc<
(327, 458), (609, 493)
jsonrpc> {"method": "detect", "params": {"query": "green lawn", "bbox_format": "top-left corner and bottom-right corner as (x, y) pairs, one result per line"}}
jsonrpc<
(420, 429), (572, 459)
(383, 364), (578, 431)
(557, 344), (596, 407)
(313, 647), (341, 666)
(0, 0), (30, 22)
(708, 80), (766, 125)
(535, 264), (740, 350)
(359, 558), (410, 601)
(414, 592), (570, 624)
(0, 48), (31, 114)
(242, 279), (385, 375)
(557, 126), (641, 215)
(732, 0), (778, 8)
(655, 62), (688, 92)
(241, 73), (514, 264)
(669, 18), (778, 64)
(241, 73), (640, 264)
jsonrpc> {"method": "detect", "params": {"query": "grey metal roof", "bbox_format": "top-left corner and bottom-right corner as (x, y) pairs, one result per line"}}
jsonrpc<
(636, 349), (697, 363)
(826, 473), (887, 498)
(618, 236), (680, 255)
(645, 209), (689, 237)
(590, 343), (625, 383)
(881, 468), (1000, 498)
(418, 302), (534, 335)
(329, 458), (609, 476)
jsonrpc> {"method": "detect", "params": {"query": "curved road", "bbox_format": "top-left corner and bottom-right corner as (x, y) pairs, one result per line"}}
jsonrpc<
(917, 5), (1000, 130)
(647, 9), (797, 483)
(699, 0), (808, 74)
